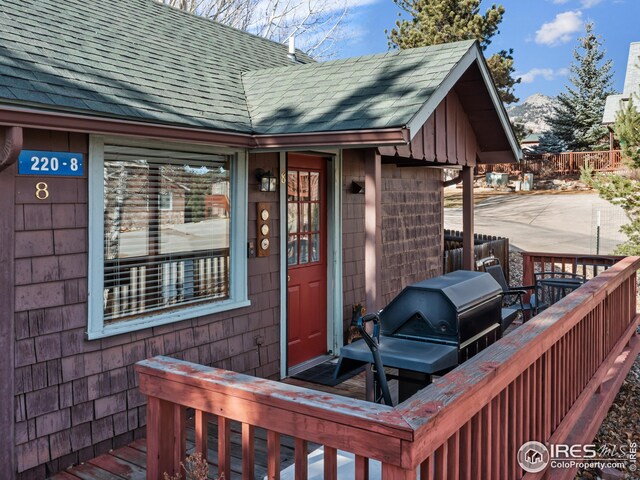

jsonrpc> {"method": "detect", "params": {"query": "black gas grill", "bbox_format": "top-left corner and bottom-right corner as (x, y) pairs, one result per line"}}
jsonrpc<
(379, 270), (503, 363)
(335, 270), (504, 403)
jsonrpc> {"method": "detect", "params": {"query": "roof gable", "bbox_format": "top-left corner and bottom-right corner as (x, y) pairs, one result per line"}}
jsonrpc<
(243, 41), (475, 134)
(603, 42), (639, 124)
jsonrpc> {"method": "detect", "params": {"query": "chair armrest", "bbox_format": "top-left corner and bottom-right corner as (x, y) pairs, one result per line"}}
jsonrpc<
(503, 289), (528, 296)
(534, 272), (586, 281)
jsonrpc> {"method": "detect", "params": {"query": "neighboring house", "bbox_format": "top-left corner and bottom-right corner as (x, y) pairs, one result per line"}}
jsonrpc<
(520, 132), (541, 156)
(0, 0), (520, 477)
(521, 133), (541, 149)
(603, 41), (640, 143)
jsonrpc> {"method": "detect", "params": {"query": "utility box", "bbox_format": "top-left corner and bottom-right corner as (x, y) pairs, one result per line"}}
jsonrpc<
(523, 173), (534, 191)
(485, 172), (509, 187)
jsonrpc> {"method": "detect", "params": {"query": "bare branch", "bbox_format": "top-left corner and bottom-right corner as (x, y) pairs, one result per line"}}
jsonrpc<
(159, 0), (352, 59)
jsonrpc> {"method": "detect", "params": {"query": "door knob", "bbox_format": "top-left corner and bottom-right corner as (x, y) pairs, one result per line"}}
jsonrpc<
(287, 275), (291, 281)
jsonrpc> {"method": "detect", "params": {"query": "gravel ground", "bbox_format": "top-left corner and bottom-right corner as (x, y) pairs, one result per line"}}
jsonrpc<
(508, 250), (640, 479)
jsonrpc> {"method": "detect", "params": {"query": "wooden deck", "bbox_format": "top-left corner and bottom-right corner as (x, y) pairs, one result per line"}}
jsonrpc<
(48, 368), (375, 480)
(48, 367), (389, 480)
(48, 320), (529, 480)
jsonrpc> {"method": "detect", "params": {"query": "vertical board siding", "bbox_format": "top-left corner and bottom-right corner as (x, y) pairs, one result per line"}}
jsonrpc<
(378, 90), (478, 167)
(13, 132), (283, 478)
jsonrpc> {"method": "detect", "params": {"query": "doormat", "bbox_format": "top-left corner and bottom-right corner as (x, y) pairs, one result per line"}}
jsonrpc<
(291, 361), (365, 387)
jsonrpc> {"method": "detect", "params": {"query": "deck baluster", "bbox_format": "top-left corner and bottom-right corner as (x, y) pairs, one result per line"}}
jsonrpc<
(218, 416), (231, 480)
(267, 431), (280, 480)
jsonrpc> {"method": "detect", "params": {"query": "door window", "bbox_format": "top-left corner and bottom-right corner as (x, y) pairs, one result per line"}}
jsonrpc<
(287, 169), (321, 266)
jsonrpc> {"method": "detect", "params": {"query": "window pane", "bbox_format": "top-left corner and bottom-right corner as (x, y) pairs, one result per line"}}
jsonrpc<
(299, 172), (309, 201)
(287, 203), (298, 234)
(287, 235), (298, 265)
(300, 203), (309, 233)
(310, 203), (319, 231)
(311, 234), (320, 262)
(310, 172), (319, 201)
(299, 234), (309, 264)
(287, 171), (298, 201)
(102, 145), (231, 325)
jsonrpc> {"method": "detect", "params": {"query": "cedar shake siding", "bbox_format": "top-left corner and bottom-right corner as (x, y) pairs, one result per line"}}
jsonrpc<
(340, 151), (443, 333)
(13, 132), (281, 479)
(380, 165), (443, 306)
(341, 150), (366, 338)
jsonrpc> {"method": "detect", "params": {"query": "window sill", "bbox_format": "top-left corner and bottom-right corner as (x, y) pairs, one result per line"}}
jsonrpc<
(86, 298), (251, 340)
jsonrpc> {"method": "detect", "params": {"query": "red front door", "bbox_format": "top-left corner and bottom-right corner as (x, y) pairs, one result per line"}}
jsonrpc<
(287, 154), (327, 368)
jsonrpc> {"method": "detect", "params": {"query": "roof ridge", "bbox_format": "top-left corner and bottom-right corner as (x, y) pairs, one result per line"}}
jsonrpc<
(145, 0), (315, 63)
(242, 39), (477, 78)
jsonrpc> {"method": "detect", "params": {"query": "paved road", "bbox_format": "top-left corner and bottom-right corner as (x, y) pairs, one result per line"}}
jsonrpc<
(445, 192), (628, 254)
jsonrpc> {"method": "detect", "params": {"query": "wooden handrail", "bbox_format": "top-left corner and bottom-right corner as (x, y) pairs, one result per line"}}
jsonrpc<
(137, 256), (640, 479)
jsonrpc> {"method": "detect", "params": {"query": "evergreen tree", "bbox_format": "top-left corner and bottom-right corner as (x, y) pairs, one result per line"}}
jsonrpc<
(512, 122), (531, 143)
(387, 0), (520, 104)
(535, 131), (566, 154)
(613, 97), (640, 168)
(546, 22), (614, 151)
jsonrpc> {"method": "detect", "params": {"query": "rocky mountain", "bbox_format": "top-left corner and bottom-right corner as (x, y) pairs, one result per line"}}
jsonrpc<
(507, 93), (559, 134)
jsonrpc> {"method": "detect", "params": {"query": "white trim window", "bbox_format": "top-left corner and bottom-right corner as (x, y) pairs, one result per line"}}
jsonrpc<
(88, 137), (249, 339)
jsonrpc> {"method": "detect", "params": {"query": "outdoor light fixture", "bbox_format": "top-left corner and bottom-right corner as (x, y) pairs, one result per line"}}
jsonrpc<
(255, 168), (277, 192)
(350, 180), (365, 194)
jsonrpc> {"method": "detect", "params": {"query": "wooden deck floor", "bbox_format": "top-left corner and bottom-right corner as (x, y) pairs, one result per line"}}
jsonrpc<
(49, 319), (525, 480)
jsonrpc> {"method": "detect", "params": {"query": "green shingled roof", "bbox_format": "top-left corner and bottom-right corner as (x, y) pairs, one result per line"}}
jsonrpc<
(0, 0), (313, 133)
(242, 40), (475, 134)
(0, 0), (480, 138)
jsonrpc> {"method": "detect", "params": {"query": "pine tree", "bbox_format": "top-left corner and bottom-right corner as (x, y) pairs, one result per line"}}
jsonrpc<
(535, 131), (566, 154)
(613, 97), (640, 168)
(546, 22), (614, 151)
(387, 0), (520, 104)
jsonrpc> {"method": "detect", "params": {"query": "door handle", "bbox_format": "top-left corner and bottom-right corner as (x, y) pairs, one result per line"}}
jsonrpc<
(287, 275), (291, 281)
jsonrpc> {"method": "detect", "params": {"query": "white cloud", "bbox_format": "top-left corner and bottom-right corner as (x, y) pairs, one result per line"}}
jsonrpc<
(552, 0), (571, 4)
(519, 67), (570, 84)
(580, 0), (604, 7)
(535, 11), (583, 46)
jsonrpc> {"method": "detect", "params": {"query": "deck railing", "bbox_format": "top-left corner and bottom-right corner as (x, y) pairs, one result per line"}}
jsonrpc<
(522, 251), (625, 284)
(477, 150), (624, 176)
(137, 256), (640, 480)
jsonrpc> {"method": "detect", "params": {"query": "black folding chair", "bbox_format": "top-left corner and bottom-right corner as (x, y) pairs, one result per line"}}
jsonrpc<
(477, 257), (536, 329)
(533, 271), (585, 313)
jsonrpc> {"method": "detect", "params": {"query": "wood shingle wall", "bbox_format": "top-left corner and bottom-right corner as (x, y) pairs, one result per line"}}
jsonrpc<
(12, 132), (282, 479)
(341, 151), (443, 327)
(341, 150), (366, 337)
(380, 165), (443, 306)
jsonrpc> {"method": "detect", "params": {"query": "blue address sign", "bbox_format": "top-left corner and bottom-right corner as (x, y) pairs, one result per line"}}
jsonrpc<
(18, 150), (84, 177)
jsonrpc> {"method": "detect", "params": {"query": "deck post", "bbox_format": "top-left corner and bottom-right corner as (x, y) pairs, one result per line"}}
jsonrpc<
(364, 149), (382, 312)
(146, 396), (180, 480)
(0, 158), (15, 477)
(462, 165), (474, 270)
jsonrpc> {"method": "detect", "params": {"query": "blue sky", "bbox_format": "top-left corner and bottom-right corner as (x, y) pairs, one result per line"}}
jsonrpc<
(342, 0), (639, 104)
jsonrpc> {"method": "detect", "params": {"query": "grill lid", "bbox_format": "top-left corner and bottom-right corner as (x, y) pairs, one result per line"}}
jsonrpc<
(380, 271), (502, 336)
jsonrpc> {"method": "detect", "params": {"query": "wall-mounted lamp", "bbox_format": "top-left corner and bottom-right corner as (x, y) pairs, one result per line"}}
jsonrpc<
(255, 168), (278, 192)
(350, 181), (365, 194)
